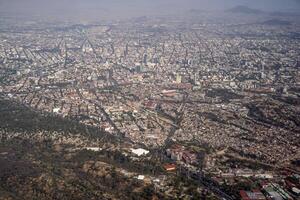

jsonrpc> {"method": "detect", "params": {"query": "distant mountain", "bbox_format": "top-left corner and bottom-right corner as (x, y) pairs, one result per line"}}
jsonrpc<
(270, 11), (300, 17)
(227, 5), (264, 14)
(133, 16), (148, 23)
(262, 19), (291, 26)
(189, 9), (206, 14)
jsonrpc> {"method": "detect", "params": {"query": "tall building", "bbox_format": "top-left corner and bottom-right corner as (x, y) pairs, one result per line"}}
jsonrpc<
(106, 69), (113, 82)
(261, 64), (266, 79)
(193, 70), (199, 85)
(136, 65), (143, 73)
(143, 54), (148, 65)
(176, 73), (182, 83)
(283, 85), (289, 94)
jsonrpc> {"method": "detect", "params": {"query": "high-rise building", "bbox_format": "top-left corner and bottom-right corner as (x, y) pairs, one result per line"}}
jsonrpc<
(193, 70), (199, 85)
(176, 73), (182, 83)
(261, 64), (266, 79)
(143, 54), (147, 65)
(106, 69), (113, 82)
(283, 85), (289, 94)
(136, 65), (143, 73)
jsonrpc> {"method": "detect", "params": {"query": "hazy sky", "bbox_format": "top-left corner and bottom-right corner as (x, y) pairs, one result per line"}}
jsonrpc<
(0, 0), (299, 20)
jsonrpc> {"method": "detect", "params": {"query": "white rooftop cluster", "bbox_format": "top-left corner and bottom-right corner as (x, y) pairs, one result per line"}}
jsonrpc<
(131, 148), (149, 156)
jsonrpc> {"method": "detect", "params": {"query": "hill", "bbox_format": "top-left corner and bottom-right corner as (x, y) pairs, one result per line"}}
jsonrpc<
(0, 97), (164, 200)
(227, 5), (264, 14)
(261, 19), (291, 26)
